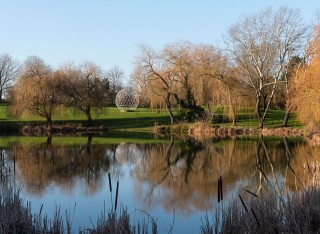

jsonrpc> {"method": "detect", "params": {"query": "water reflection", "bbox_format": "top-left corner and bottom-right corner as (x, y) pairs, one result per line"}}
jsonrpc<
(2, 135), (320, 217)
(8, 136), (111, 195)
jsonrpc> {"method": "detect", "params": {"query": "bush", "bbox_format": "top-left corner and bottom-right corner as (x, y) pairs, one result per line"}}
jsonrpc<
(176, 106), (205, 122)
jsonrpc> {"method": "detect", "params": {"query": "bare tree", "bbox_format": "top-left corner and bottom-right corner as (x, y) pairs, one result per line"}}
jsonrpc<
(59, 62), (106, 126)
(12, 56), (58, 126)
(225, 7), (309, 128)
(0, 53), (20, 102)
(105, 66), (124, 105)
(133, 42), (237, 124)
(134, 44), (179, 124)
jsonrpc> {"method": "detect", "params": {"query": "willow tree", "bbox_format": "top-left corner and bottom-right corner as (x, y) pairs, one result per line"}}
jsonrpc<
(12, 56), (58, 127)
(134, 44), (180, 124)
(133, 42), (239, 124)
(58, 62), (106, 126)
(192, 44), (243, 125)
(290, 26), (320, 130)
(225, 7), (309, 128)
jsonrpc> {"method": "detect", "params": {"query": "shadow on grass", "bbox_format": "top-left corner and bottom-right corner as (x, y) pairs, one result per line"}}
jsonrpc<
(0, 115), (171, 136)
(95, 116), (170, 130)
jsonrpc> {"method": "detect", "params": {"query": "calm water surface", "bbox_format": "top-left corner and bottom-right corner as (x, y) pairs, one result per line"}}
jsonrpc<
(1, 134), (319, 233)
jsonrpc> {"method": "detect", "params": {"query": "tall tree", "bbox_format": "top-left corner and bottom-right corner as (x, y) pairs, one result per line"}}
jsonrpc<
(161, 41), (205, 122)
(105, 66), (124, 105)
(58, 62), (106, 126)
(290, 26), (320, 130)
(12, 56), (58, 126)
(134, 44), (179, 124)
(0, 53), (20, 102)
(225, 7), (309, 128)
(282, 55), (304, 126)
(133, 42), (237, 124)
(193, 44), (242, 125)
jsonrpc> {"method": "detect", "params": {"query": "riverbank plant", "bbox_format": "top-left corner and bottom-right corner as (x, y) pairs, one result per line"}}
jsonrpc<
(201, 163), (320, 234)
(0, 183), (158, 234)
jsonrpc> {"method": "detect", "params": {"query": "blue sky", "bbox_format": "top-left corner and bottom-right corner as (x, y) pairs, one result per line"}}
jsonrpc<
(1, 0), (319, 82)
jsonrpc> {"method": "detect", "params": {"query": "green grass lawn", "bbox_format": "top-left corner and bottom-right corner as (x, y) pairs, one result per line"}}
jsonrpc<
(0, 103), (303, 132)
(230, 109), (303, 128)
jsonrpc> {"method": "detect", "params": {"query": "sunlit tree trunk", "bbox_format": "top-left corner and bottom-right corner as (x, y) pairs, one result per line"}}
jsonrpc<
(283, 110), (290, 127)
(165, 95), (175, 125)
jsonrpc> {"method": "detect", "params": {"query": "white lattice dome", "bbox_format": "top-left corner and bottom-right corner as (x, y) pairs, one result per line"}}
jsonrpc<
(115, 88), (139, 112)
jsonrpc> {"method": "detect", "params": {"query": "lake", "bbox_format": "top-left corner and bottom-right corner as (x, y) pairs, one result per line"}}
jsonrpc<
(0, 133), (319, 233)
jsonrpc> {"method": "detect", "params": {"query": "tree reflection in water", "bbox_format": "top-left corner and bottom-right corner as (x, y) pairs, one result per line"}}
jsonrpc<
(8, 135), (111, 196)
(2, 135), (320, 216)
(134, 136), (320, 215)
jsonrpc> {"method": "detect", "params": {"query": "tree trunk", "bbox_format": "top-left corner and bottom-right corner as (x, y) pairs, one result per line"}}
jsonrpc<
(0, 88), (3, 103)
(227, 87), (236, 126)
(166, 96), (175, 125)
(283, 109), (290, 127)
(46, 116), (52, 127)
(260, 83), (277, 128)
(256, 94), (263, 128)
(263, 94), (267, 111)
(258, 118), (264, 129)
(85, 107), (93, 126)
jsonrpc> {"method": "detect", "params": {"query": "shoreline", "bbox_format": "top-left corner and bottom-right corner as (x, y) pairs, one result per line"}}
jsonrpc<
(2, 122), (320, 146)
(187, 122), (305, 138)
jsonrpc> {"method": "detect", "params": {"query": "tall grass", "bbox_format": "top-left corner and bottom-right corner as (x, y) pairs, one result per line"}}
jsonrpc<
(201, 160), (320, 234)
(0, 183), (158, 234)
(214, 187), (320, 233)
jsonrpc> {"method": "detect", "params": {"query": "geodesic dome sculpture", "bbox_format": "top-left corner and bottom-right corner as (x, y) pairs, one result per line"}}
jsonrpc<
(115, 88), (139, 112)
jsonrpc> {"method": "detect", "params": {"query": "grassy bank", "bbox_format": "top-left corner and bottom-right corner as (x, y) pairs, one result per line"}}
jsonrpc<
(0, 103), (303, 134)
(0, 105), (171, 133)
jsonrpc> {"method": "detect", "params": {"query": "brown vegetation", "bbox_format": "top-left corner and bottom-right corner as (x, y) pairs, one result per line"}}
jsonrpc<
(290, 26), (320, 131)
(0, 185), (156, 233)
(11, 56), (58, 126)
(187, 122), (303, 140)
(212, 187), (320, 234)
(20, 124), (105, 136)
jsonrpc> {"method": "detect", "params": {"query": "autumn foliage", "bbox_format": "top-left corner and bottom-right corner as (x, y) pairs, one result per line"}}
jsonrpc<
(290, 27), (320, 130)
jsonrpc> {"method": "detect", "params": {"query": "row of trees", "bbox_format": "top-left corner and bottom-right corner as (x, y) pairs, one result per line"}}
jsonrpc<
(131, 7), (320, 128)
(1, 55), (126, 126)
(2, 7), (320, 129)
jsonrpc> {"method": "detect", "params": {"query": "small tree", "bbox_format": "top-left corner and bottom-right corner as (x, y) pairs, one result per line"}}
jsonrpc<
(59, 62), (106, 126)
(12, 56), (58, 126)
(0, 53), (20, 102)
(105, 66), (124, 105)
